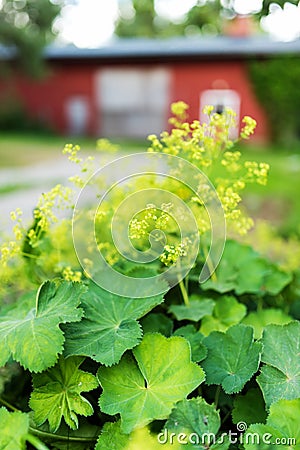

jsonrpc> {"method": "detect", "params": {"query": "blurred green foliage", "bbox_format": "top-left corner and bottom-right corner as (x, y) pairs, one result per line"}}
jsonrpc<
(115, 0), (299, 38)
(248, 56), (300, 144)
(0, 0), (60, 76)
(0, 90), (50, 132)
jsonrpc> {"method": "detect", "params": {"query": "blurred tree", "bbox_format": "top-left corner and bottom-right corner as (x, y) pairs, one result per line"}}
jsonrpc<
(115, 0), (184, 38)
(116, 0), (156, 37)
(0, 0), (61, 76)
(115, 0), (300, 38)
(249, 56), (300, 144)
(182, 0), (224, 36)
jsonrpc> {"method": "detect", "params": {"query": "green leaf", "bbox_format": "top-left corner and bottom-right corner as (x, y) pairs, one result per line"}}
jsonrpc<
(267, 399), (300, 443)
(257, 321), (300, 407)
(95, 421), (176, 450)
(174, 325), (207, 362)
(141, 313), (173, 337)
(244, 424), (287, 450)
(29, 356), (98, 432)
(95, 421), (128, 450)
(244, 399), (300, 449)
(169, 295), (215, 322)
(200, 296), (247, 336)
(202, 324), (262, 394)
(232, 388), (267, 426)
(97, 333), (205, 433)
(242, 308), (292, 339)
(0, 281), (85, 372)
(63, 281), (164, 366)
(165, 397), (229, 450)
(202, 240), (292, 295)
(0, 407), (29, 450)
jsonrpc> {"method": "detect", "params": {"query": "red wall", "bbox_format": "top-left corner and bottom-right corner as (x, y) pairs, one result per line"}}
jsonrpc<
(0, 58), (270, 142)
(13, 63), (97, 135)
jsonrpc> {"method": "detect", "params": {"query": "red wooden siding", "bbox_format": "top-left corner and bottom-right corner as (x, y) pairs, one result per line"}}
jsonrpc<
(0, 59), (270, 142)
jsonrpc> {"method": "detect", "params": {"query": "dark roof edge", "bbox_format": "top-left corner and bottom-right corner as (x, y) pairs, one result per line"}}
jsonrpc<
(1, 36), (300, 62)
(44, 36), (300, 60)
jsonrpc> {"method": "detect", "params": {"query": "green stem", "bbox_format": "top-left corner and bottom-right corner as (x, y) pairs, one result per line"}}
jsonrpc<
(20, 251), (39, 259)
(179, 279), (190, 307)
(0, 397), (19, 412)
(29, 427), (98, 444)
(203, 245), (217, 282)
(257, 296), (263, 312)
(185, 275), (189, 297)
(221, 410), (231, 425)
(214, 386), (221, 409)
(24, 434), (50, 450)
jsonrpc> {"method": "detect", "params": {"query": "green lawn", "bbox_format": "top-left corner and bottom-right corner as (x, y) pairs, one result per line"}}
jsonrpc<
(0, 132), (146, 167)
(238, 144), (300, 235)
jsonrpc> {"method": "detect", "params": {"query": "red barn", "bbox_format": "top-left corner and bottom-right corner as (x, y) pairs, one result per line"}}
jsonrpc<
(1, 36), (300, 141)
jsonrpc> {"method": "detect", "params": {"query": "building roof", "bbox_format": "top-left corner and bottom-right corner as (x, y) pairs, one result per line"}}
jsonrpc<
(44, 36), (300, 61)
(1, 36), (300, 63)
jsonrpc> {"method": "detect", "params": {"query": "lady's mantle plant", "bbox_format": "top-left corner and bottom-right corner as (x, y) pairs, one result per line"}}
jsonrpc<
(0, 102), (299, 449)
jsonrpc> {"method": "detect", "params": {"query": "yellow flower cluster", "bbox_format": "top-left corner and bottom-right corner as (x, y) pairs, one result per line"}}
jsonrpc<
(64, 142), (96, 188)
(159, 238), (191, 267)
(244, 161), (270, 185)
(129, 204), (173, 241)
(170, 101), (189, 122)
(240, 116), (257, 139)
(9, 208), (25, 241)
(129, 218), (149, 240)
(62, 266), (82, 282)
(96, 138), (120, 153)
(0, 240), (20, 267)
(62, 143), (82, 164)
(146, 101), (268, 237)
(35, 184), (74, 231)
(221, 151), (242, 173)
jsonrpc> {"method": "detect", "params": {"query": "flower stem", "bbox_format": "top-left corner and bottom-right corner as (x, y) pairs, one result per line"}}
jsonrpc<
(179, 279), (190, 307)
(214, 385), (221, 409)
(0, 397), (19, 412)
(203, 245), (218, 282)
(24, 434), (50, 450)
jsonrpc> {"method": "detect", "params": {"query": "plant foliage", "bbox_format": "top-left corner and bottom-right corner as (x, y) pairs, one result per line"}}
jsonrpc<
(0, 102), (299, 449)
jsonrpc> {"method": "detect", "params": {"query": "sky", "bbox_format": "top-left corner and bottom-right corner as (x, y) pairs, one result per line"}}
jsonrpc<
(53, 0), (300, 48)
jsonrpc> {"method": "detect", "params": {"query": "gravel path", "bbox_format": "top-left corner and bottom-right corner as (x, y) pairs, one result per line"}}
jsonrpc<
(0, 154), (115, 235)
(0, 150), (165, 237)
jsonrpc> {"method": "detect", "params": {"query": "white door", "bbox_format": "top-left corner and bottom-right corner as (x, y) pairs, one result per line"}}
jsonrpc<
(65, 96), (89, 136)
(200, 89), (241, 139)
(95, 68), (170, 138)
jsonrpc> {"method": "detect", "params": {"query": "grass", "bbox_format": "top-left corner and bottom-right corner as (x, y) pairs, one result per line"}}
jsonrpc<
(0, 182), (34, 195)
(0, 132), (147, 167)
(0, 132), (299, 235)
(238, 143), (300, 235)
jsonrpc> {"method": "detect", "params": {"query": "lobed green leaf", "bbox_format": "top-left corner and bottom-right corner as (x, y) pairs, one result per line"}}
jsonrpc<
(29, 356), (98, 432)
(202, 324), (262, 394)
(97, 333), (205, 433)
(244, 398), (300, 449)
(0, 280), (85, 372)
(63, 281), (164, 366)
(257, 321), (300, 407)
